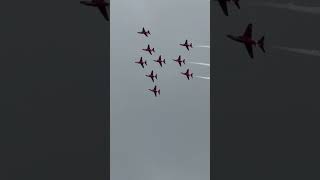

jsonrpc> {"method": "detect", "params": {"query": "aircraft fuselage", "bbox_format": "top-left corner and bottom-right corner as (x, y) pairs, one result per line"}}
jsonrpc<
(227, 35), (256, 45)
(180, 44), (189, 47)
(143, 48), (152, 53)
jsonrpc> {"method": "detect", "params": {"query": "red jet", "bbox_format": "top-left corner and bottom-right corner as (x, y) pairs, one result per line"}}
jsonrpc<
(138, 27), (151, 37)
(153, 55), (166, 67)
(180, 40), (193, 51)
(173, 55), (186, 67)
(148, 85), (160, 97)
(142, 44), (155, 55)
(80, 0), (109, 21)
(135, 57), (147, 68)
(146, 70), (158, 82)
(217, 0), (240, 16)
(181, 69), (193, 80)
(226, 23), (265, 59)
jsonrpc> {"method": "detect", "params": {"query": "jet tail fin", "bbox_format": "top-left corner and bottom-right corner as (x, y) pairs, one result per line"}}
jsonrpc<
(183, 59), (185, 64)
(258, 36), (265, 53)
(155, 74), (158, 79)
(152, 48), (155, 52)
(147, 30), (150, 34)
(158, 89), (160, 95)
(233, 0), (240, 9)
(145, 61), (147, 65)
(163, 59), (166, 64)
(190, 43), (193, 48)
(191, 73), (193, 78)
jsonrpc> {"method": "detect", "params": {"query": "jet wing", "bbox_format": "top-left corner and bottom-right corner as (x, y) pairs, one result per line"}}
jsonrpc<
(186, 46), (190, 51)
(151, 77), (154, 82)
(187, 75), (190, 80)
(218, 0), (229, 16)
(98, 6), (109, 21)
(178, 61), (182, 66)
(148, 50), (152, 55)
(141, 64), (145, 68)
(242, 24), (252, 38)
(244, 43), (254, 58)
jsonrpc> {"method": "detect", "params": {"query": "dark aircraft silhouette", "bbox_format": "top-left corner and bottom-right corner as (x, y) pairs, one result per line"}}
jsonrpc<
(138, 27), (151, 37)
(148, 85), (160, 97)
(173, 55), (186, 67)
(180, 40), (193, 51)
(153, 55), (166, 67)
(80, 0), (110, 21)
(142, 44), (155, 55)
(146, 70), (158, 82)
(226, 23), (265, 59)
(181, 69), (193, 80)
(216, 0), (240, 16)
(135, 57), (147, 68)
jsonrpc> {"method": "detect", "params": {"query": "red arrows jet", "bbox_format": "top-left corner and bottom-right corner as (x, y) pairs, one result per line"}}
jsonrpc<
(217, 0), (240, 16)
(142, 44), (155, 55)
(148, 85), (160, 97)
(153, 55), (166, 67)
(226, 23), (265, 59)
(181, 69), (193, 80)
(180, 40), (193, 51)
(145, 70), (158, 82)
(173, 55), (186, 67)
(135, 57), (147, 68)
(80, 0), (110, 21)
(138, 27), (151, 37)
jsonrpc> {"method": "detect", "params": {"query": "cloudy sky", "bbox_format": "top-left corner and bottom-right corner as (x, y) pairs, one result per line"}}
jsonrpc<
(110, 0), (210, 180)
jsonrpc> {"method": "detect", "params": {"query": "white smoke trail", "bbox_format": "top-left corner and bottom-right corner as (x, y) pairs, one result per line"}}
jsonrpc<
(250, 2), (320, 15)
(188, 62), (210, 66)
(195, 45), (210, 48)
(196, 76), (210, 80)
(273, 46), (320, 57)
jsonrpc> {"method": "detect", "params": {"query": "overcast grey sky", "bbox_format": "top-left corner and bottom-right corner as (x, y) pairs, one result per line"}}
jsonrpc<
(110, 0), (210, 180)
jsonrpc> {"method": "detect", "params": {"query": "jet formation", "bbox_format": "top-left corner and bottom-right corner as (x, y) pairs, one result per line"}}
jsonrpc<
(135, 28), (195, 97)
